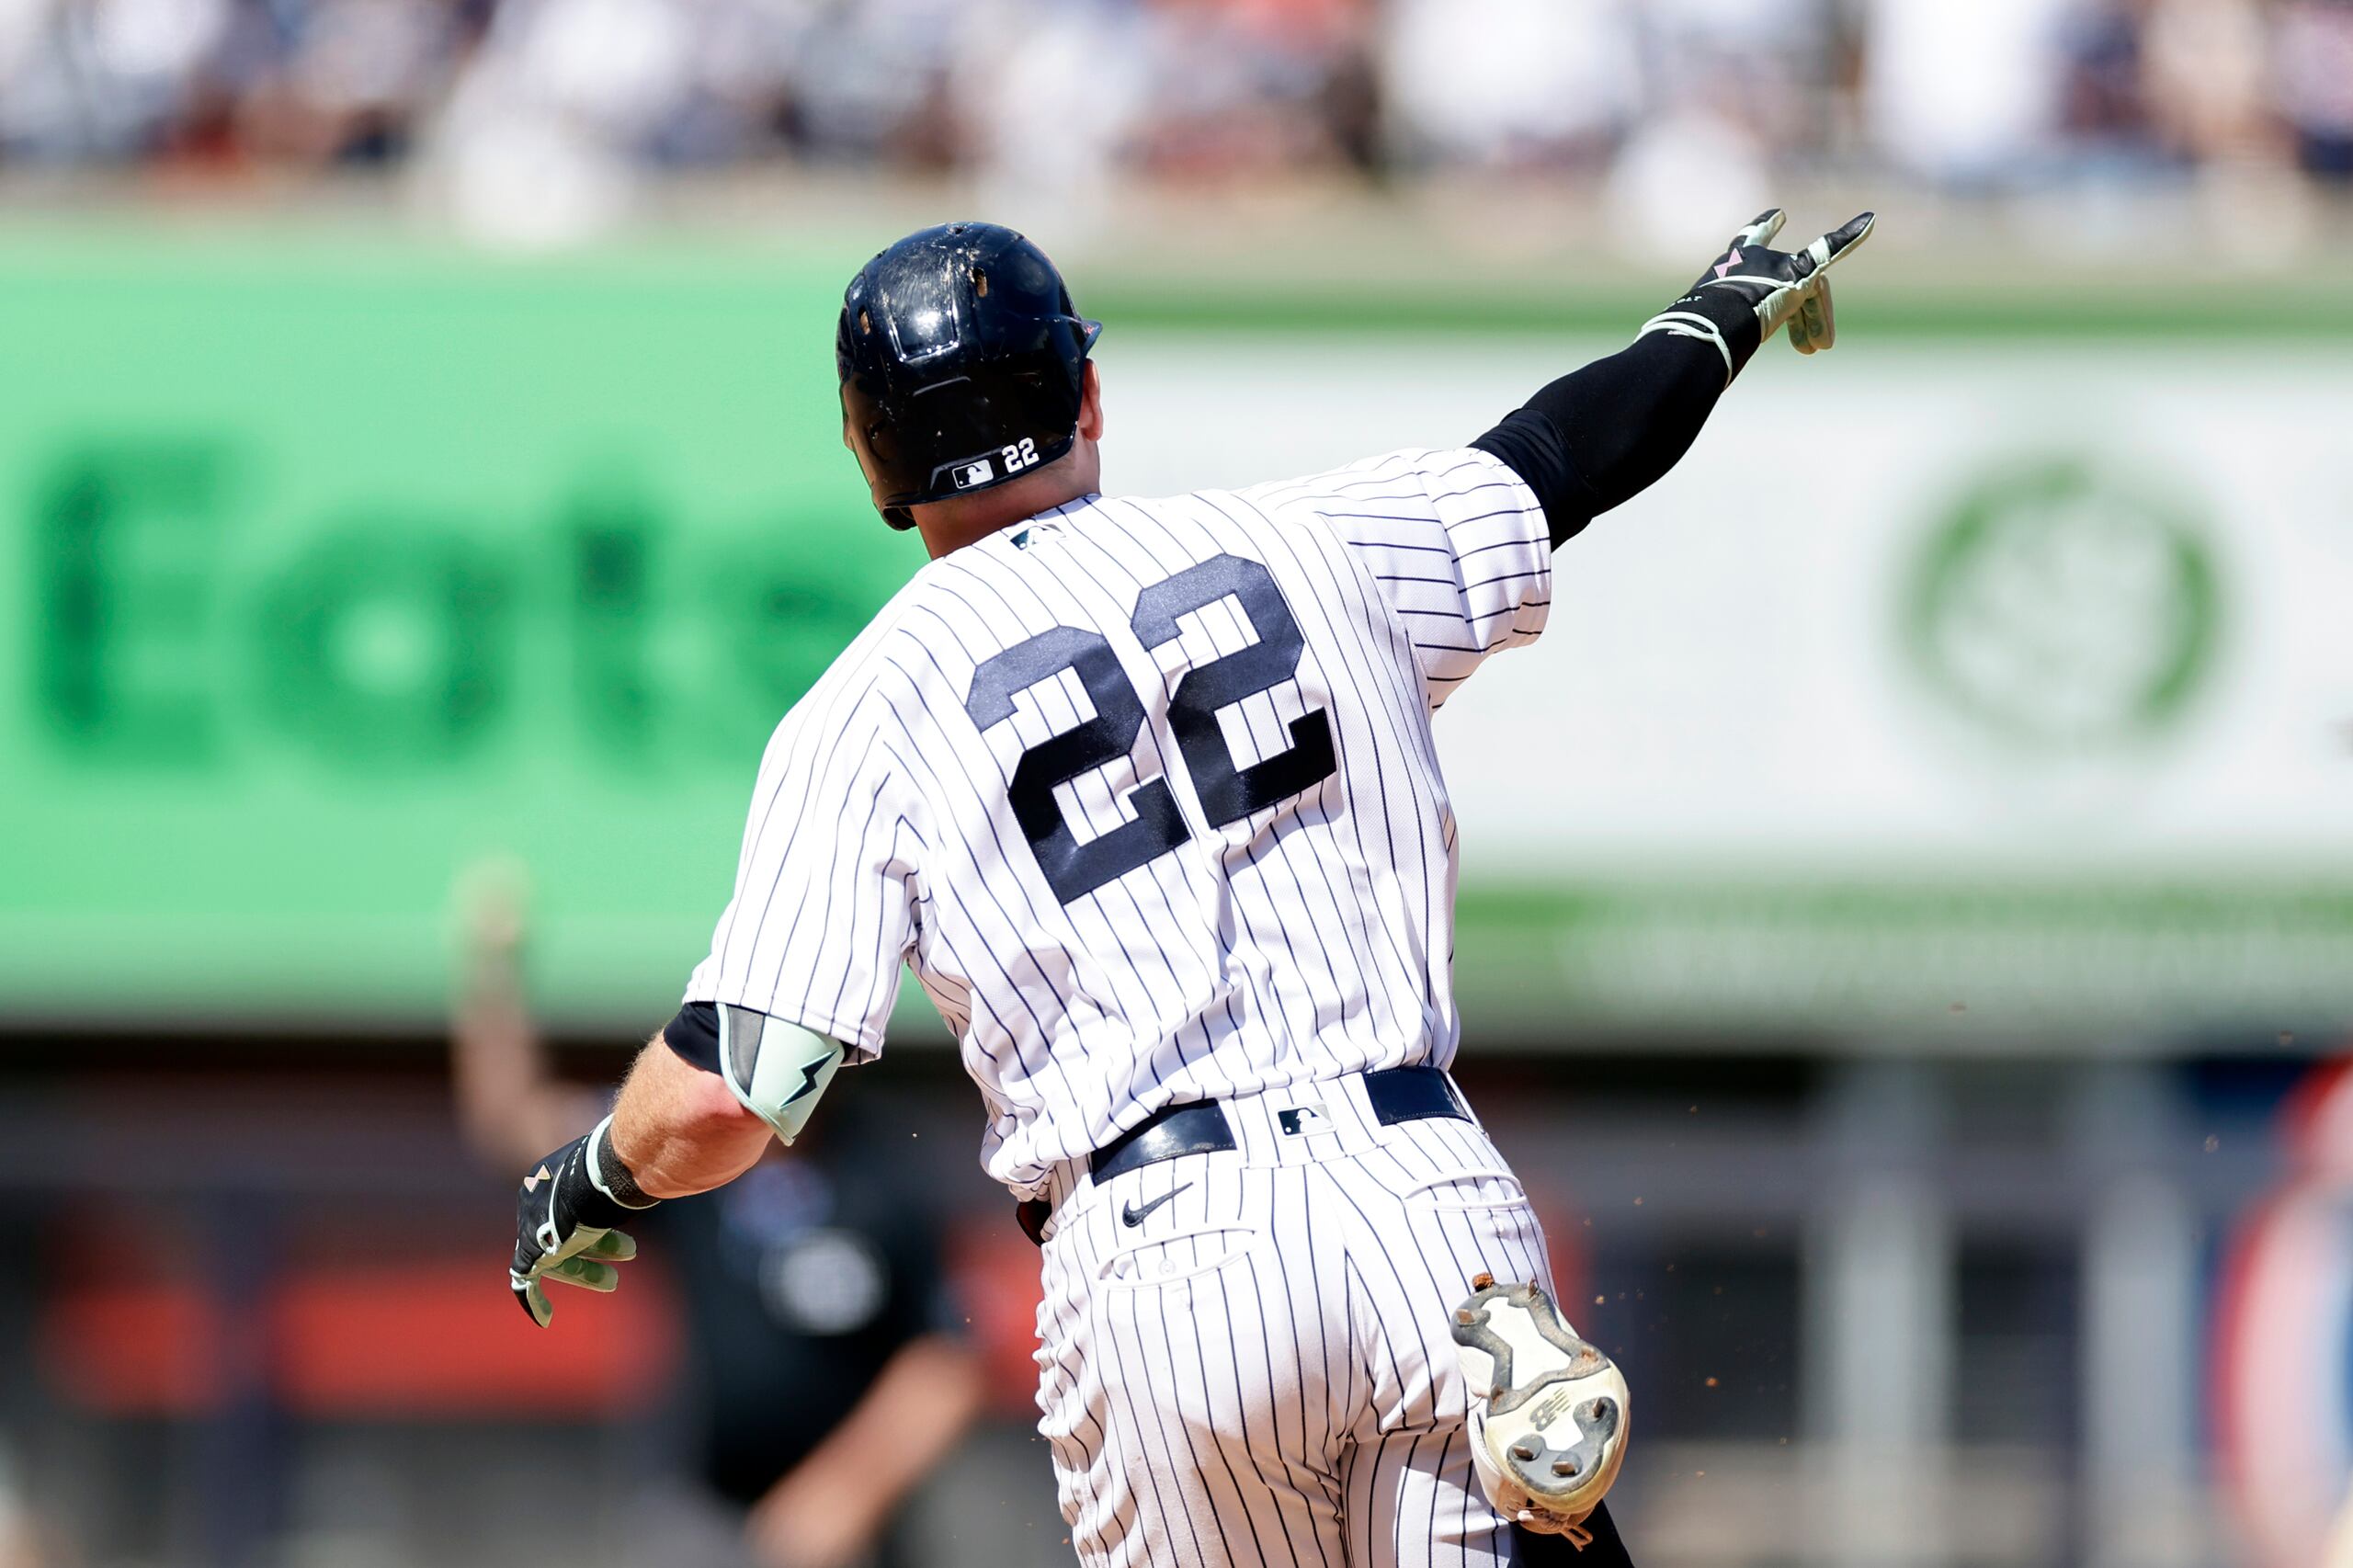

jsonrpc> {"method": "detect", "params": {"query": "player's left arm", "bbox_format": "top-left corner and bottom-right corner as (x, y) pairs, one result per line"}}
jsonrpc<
(504, 1023), (794, 1327)
(608, 1024), (783, 1194)
(506, 668), (916, 1327)
(1472, 208), (1875, 550)
(508, 996), (875, 1323)
(504, 1015), (858, 1326)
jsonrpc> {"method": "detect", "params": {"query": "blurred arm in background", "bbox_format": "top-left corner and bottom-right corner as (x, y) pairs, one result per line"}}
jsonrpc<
(452, 862), (983, 1568)
(452, 861), (770, 1196)
(0, 1437), (42, 1568)
(450, 861), (602, 1170)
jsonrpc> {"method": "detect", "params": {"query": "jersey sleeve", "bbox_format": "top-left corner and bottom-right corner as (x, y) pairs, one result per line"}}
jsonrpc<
(681, 676), (922, 1062)
(1271, 448), (1552, 709)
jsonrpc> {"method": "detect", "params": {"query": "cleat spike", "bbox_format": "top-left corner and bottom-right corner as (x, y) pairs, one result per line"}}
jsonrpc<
(1472, 1272), (1495, 1290)
(1511, 1442), (1537, 1461)
(1553, 1458), (1582, 1478)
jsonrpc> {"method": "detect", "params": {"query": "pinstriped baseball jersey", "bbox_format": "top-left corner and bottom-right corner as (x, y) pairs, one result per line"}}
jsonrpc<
(682, 447), (1551, 1197)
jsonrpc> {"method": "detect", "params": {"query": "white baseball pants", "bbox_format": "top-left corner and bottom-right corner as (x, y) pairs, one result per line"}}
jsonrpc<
(1029, 1073), (1598, 1568)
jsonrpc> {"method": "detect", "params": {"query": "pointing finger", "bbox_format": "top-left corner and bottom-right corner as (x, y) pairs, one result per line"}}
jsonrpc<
(1813, 212), (1876, 269)
(1733, 209), (1786, 250)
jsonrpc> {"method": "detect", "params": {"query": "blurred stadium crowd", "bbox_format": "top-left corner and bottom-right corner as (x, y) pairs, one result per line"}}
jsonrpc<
(4, 0), (2351, 232)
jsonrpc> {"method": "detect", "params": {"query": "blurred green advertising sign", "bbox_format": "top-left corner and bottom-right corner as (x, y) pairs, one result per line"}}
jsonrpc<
(31, 442), (885, 769)
(1903, 460), (2222, 753)
(3, 240), (2348, 1044)
(0, 247), (924, 1027)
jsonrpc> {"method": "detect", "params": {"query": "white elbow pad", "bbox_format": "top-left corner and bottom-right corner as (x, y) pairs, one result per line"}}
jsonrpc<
(717, 1005), (846, 1144)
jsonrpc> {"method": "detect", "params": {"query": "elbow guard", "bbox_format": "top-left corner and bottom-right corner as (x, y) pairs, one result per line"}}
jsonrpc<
(715, 1006), (847, 1144)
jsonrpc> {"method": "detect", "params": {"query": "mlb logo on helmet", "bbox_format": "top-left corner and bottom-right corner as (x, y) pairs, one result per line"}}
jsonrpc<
(954, 459), (995, 490)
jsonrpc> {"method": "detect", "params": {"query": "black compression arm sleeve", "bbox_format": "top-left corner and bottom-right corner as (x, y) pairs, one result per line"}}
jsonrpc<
(1472, 289), (1762, 548)
(664, 1001), (722, 1074)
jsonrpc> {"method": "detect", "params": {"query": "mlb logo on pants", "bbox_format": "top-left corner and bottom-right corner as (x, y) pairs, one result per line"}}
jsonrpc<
(1278, 1104), (1330, 1136)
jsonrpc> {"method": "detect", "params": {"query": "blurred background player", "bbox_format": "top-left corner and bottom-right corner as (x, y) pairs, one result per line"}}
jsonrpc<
(450, 862), (983, 1568)
(2216, 1059), (2353, 1568)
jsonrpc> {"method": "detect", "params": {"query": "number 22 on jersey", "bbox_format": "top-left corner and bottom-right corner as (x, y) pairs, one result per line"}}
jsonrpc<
(962, 553), (1338, 904)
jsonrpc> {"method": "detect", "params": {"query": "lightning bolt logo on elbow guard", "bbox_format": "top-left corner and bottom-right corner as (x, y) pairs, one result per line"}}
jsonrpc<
(782, 1051), (829, 1108)
(719, 1004), (846, 1141)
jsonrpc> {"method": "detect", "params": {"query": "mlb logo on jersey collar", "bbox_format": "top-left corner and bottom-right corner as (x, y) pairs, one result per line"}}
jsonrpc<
(1277, 1103), (1332, 1137)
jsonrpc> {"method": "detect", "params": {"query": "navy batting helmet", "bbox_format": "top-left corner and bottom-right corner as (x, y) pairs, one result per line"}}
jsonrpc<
(837, 222), (1102, 530)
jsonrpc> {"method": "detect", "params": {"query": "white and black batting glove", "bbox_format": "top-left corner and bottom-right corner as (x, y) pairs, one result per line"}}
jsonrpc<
(508, 1114), (656, 1327)
(1704, 208), (1873, 353)
(1642, 209), (1877, 376)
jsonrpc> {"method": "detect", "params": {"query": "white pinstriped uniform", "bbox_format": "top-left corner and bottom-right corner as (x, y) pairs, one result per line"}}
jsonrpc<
(685, 448), (1571, 1566)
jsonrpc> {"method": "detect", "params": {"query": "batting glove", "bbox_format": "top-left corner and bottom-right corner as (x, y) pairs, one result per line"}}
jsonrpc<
(1641, 209), (1877, 379)
(509, 1114), (655, 1327)
(1702, 208), (1874, 354)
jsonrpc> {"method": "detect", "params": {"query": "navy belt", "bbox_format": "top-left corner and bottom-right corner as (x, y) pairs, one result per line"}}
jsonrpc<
(1015, 1067), (1471, 1245)
(1093, 1065), (1469, 1185)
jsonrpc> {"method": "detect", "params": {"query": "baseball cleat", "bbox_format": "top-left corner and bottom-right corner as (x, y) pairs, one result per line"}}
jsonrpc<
(1451, 1274), (1630, 1539)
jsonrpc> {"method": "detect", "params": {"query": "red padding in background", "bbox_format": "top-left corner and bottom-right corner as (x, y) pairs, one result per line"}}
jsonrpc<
(44, 1258), (677, 1418)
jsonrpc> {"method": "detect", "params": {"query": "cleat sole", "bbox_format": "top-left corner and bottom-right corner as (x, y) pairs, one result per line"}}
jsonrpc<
(1451, 1277), (1630, 1516)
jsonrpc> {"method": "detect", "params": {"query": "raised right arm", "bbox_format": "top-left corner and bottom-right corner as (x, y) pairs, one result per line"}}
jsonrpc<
(1472, 209), (1876, 550)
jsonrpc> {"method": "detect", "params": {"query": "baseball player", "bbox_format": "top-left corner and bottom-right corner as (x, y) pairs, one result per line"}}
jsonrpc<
(506, 211), (1873, 1567)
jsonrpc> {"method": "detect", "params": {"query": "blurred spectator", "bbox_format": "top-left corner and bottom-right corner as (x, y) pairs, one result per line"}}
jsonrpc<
(229, 0), (470, 167)
(6, 0), (2353, 226)
(1859, 0), (2076, 187)
(1637, 0), (1827, 142)
(955, 0), (1152, 230)
(1380, 0), (1639, 171)
(1131, 0), (1372, 177)
(1592, 0), (1838, 258)
(2141, 0), (2275, 165)
(449, 862), (983, 1568)
(2274, 0), (2353, 178)
(2058, 1), (2158, 157)
(0, 0), (233, 160)
(1604, 101), (1778, 260)
(423, 0), (701, 241)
